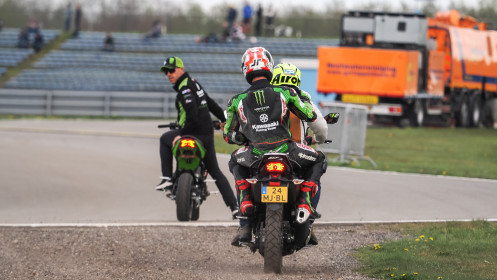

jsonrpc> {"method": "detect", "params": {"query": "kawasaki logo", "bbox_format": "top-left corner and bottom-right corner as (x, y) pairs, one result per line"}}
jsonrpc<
(252, 121), (278, 132)
(253, 90), (265, 106)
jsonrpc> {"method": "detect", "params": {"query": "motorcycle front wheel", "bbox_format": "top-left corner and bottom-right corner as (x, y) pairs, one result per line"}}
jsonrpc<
(263, 204), (283, 274)
(176, 172), (194, 221)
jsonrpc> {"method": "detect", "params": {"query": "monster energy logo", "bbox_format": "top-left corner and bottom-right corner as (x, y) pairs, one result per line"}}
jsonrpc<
(253, 90), (265, 106)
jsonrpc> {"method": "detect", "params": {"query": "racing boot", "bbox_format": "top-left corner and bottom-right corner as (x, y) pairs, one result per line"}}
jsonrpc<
(296, 181), (318, 224)
(308, 227), (318, 245)
(231, 225), (252, 246)
(235, 179), (253, 217)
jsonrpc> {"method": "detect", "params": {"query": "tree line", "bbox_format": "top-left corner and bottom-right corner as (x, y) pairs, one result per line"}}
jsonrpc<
(0, 0), (496, 38)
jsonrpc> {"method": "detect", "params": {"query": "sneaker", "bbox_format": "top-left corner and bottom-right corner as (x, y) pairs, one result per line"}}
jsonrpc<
(231, 225), (252, 246)
(155, 177), (173, 191)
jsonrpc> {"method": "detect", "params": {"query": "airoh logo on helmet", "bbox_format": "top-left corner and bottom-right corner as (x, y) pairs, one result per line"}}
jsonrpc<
(271, 63), (302, 88)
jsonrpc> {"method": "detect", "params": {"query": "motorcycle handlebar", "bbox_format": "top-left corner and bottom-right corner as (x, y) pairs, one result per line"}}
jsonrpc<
(158, 120), (222, 130)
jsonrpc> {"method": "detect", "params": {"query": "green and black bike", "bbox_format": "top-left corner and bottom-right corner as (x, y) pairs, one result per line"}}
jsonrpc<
(158, 121), (221, 221)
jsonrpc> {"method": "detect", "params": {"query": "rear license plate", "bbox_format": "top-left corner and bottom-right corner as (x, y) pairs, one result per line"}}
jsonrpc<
(261, 186), (288, 203)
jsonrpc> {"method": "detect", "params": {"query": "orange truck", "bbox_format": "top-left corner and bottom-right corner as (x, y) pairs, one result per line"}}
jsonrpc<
(317, 10), (497, 127)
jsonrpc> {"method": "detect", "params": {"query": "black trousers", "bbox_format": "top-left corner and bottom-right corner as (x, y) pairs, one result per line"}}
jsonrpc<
(229, 141), (326, 227)
(159, 131), (237, 210)
(229, 142), (326, 183)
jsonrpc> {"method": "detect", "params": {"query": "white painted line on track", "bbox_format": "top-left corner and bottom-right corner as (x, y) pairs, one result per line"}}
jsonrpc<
(1, 219), (496, 228)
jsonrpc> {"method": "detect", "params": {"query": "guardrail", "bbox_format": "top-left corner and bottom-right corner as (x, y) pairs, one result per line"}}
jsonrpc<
(0, 89), (231, 118)
(318, 102), (376, 167)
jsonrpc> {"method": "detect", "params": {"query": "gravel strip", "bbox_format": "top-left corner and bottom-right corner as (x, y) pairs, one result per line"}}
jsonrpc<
(0, 224), (401, 280)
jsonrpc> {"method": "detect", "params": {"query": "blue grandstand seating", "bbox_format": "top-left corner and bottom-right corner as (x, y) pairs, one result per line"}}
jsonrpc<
(3, 30), (337, 93)
(0, 48), (34, 66)
(0, 28), (60, 48)
(59, 32), (338, 56)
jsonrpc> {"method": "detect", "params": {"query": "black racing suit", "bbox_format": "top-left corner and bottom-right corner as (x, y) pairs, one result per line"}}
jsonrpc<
(160, 72), (237, 210)
(223, 79), (326, 221)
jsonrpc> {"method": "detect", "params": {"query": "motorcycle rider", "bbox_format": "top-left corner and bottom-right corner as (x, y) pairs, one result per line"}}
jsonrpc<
(156, 56), (238, 218)
(224, 47), (327, 245)
(271, 63), (328, 245)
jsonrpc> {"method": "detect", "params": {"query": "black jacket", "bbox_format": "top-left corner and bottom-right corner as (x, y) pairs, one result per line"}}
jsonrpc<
(173, 72), (226, 135)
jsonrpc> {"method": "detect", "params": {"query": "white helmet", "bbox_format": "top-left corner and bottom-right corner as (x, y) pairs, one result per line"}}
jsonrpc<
(241, 47), (274, 84)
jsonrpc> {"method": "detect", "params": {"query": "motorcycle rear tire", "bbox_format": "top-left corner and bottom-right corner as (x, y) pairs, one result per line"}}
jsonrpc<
(263, 204), (283, 274)
(176, 172), (194, 221)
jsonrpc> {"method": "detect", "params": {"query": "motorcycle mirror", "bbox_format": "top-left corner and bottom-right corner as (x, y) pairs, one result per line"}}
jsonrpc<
(324, 112), (340, 124)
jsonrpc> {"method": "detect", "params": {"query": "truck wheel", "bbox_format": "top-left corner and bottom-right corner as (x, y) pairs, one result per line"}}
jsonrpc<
(455, 96), (470, 127)
(409, 100), (425, 127)
(468, 94), (482, 127)
(481, 99), (495, 128)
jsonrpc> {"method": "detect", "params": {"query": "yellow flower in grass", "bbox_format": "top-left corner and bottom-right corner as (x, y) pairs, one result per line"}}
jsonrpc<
(420, 235), (425, 239)
(429, 237), (434, 241)
(438, 277), (443, 280)
(390, 274), (395, 277)
(404, 248), (409, 251)
(414, 272), (418, 275)
(415, 238), (420, 242)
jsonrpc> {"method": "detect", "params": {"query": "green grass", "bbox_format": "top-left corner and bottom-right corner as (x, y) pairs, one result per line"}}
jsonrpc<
(356, 221), (497, 280)
(214, 127), (497, 180)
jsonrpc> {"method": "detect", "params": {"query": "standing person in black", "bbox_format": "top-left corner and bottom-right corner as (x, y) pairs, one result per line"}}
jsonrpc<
(72, 4), (82, 38)
(254, 4), (263, 37)
(156, 56), (238, 218)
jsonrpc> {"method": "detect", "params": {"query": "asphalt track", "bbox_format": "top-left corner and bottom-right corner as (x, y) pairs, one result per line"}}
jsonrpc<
(1, 119), (496, 226)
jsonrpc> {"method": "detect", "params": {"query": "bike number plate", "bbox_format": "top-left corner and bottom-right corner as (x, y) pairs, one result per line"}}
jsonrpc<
(261, 186), (288, 203)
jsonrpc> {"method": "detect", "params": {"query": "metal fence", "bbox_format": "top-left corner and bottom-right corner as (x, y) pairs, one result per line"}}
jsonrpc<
(0, 89), (232, 118)
(318, 102), (376, 167)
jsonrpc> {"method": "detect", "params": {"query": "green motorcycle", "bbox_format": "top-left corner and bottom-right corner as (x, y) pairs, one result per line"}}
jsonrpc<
(158, 121), (220, 221)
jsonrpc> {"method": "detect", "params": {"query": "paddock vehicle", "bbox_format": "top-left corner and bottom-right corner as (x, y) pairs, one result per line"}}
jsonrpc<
(317, 10), (497, 127)
(157, 121), (221, 221)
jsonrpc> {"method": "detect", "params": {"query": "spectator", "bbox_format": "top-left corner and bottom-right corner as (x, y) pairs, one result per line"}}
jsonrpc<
(26, 18), (40, 35)
(242, 2), (253, 34)
(72, 4), (82, 38)
(264, 4), (275, 36)
(195, 32), (221, 43)
(17, 28), (29, 48)
(64, 3), (72, 32)
(32, 31), (44, 52)
(230, 22), (246, 42)
(144, 20), (162, 40)
(0, 19), (4, 32)
(102, 32), (115, 51)
(254, 4), (263, 37)
(226, 4), (237, 34)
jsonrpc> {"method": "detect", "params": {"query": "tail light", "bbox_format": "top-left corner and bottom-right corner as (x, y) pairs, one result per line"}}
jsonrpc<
(266, 162), (285, 173)
(180, 139), (196, 148)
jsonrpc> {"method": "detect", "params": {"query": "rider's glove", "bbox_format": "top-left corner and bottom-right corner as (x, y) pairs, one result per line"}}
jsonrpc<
(224, 131), (248, 146)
